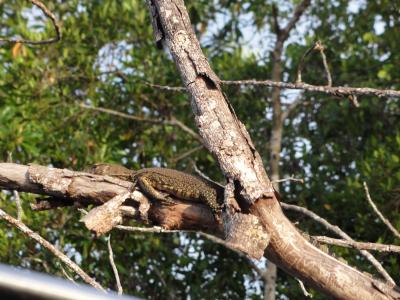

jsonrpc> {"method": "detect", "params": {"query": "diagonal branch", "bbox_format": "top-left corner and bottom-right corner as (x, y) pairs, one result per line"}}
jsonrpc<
(311, 236), (400, 253)
(281, 94), (304, 122)
(281, 202), (396, 286)
(0, 207), (105, 292)
(107, 236), (123, 295)
(0, 0), (61, 45)
(363, 182), (400, 240)
(79, 103), (202, 142)
(278, 0), (311, 44)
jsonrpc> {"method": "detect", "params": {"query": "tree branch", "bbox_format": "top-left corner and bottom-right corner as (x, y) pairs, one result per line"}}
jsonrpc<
(278, 0), (311, 44)
(363, 182), (400, 240)
(149, 1), (399, 298)
(107, 236), (123, 295)
(0, 207), (105, 292)
(311, 236), (400, 253)
(221, 80), (400, 98)
(79, 103), (202, 142)
(281, 202), (396, 286)
(0, 0), (61, 45)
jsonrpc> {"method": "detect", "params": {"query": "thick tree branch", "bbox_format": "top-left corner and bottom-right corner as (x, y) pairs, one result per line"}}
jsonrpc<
(0, 163), (221, 235)
(148, 1), (399, 298)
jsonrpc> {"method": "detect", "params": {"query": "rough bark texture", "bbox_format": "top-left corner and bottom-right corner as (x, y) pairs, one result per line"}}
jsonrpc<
(149, 0), (400, 299)
(152, 0), (274, 204)
(149, 0), (273, 257)
(1, 163), (271, 258)
(0, 163), (220, 235)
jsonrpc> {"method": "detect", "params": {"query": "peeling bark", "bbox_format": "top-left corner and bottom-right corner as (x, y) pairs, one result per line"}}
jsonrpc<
(0, 163), (218, 235)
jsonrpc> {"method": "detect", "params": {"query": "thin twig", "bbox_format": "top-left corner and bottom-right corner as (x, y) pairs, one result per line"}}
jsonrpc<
(60, 266), (78, 285)
(79, 103), (202, 142)
(107, 235), (123, 295)
(348, 94), (360, 107)
(281, 202), (396, 286)
(314, 40), (332, 87)
(312, 236), (400, 253)
(143, 81), (186, 92)
(363, 182), (400, 239)
(116, 225), (174, 233)
(192, 163), (224, 188)
(297, 278), (313, 298)
(13, 190), (23, 221)
(272, 177), (304, 184)
(169, 145), (204, 164)
(115, 225), (247, 258)
(221, 80), (400, 98)
(168, 116), (202, 142)
(296, 42), (318, 83)
(0, 208), (106, 292)
(281, 94), (304, 121)
(0, 0), (61, 45)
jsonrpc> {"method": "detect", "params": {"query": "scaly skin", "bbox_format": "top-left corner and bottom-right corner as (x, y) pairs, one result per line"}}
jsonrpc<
(88, 163), (224, 215)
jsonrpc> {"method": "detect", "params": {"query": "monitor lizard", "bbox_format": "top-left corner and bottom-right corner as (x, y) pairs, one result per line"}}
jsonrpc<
(88, 163), (225, 217)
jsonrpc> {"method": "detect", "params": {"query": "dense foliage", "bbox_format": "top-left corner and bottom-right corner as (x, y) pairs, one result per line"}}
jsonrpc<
(0, 0), (398, 298)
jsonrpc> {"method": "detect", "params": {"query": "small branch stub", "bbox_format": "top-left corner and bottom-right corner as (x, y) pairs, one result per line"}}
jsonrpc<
(81, 192), (132, 236)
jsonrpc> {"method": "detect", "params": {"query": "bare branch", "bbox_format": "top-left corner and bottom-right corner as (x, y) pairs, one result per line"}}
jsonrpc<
(312, 236), (400, 253)
(13, 190), (23, 221)
(168, 116), (202, 142)
(271, 4), (280, 35)
(296, 278), (313, 298)
(79, 103), (202, 142)
(281, 202), (396, 285)
(314, 41), (332, 87)
(0, 207), (106, 292)
(281, 94), (304, 121)
(107, 236), (123, 295)
(192, 163), (224, 188)
(363, 182), (400, 240)
(221, 79), (400, 99)
(0, 0), (61, 45)
(168, 145), (204, 164)
(143, 81), (186, 92)
(116, 224), (246, 256)
(296, 42), (319, 83)
(278, 0), (311, 43)
(60, 266), (78, 285)
(272, 177), (304, 184)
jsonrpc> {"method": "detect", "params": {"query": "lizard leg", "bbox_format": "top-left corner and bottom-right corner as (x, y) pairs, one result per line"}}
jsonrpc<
(137, 176), (176, 205)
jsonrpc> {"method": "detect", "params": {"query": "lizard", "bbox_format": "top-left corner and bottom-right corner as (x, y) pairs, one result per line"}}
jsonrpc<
(87, 163), (225, 217)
